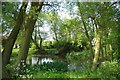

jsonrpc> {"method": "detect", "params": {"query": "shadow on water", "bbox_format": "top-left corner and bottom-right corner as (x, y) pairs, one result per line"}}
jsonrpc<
(27, 54), (90, 71)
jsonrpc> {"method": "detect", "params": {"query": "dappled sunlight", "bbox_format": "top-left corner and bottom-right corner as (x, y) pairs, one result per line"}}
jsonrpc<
(1, 0), (120, 79)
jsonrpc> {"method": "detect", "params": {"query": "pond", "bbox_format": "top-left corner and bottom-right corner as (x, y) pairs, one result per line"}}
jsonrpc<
(27, 54), (90, 71)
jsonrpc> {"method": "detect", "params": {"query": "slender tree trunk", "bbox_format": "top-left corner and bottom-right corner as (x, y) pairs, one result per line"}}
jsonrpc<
(0, 38), (1, 79)
(15, 2), (43, 74)
(89, 41), (94, 60)
(31, 37), (40, 49)
(2, 2), (27, 78)
(39, 34), (43, 49)
(54, 28), (59, 43)
(77, 3), (94, 60)
(32, 25), (43, 49)
(92, 32), (101, 70)
(37, 25), (43, 49)
(104, 45), (106, 60)
(92, 18), (104, 70)
(0, 50), (2, 79)
(100, 41), (104, 61)
(80, 11), (94, 60)
(108, 29), (113, 61)
(34, 27), (37, 42)
(53, 17), (59, 43)
(31, 28), (43, 50)
(109, 44), (113, 61)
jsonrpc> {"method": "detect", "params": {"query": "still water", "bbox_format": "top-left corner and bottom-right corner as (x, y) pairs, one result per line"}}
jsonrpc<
(27, 55), (90, 71)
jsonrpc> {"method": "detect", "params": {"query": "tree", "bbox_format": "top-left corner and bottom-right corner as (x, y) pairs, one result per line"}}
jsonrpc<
(91, 2), (118, 70)
(77, 2), (119, 70)
(77, 2), (94, 61)
(2, 2), (27, 78)
(112, 1), (120, 64)
(45, 11), (62, 43)
(15, 2), (44, 74)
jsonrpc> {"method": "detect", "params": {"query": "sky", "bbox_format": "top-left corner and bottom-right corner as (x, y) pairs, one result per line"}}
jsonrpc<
(39, 1), (78, 41)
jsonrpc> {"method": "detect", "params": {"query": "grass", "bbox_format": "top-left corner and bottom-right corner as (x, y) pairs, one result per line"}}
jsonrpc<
(9, 49), (119, 79)
(11, 48), (57, 57)
(33, 71), (68, 78)
(30, 70), (118, 79)
(17, 60), (119, 79)
(11, 48), (36, 57)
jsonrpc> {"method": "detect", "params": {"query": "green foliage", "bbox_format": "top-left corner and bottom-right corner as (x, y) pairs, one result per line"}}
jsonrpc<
(99, 61), (120, 77)
(45, 49), (58, 54)
(52, 40), (67, 49)
(28, 61), (68, 73)
(31, 43), (36, 49)
(33, 71), (68, 78)
(12, 49), (19, 57)
(9, 57), (119, 79)
(6, 61), (33, 79)
(12, 48), (37, 57)
(27, 61), (119, 78)
(67, 50), (89, 59)
(42, 41), (52, 49)
(81, 61), (120, 78)
(11, 48), (36, 57)
(2, 2), (19, 33)
(3, 2), (119, 79)
(6, 64), (14, 77)
(28, 48), (37, 55)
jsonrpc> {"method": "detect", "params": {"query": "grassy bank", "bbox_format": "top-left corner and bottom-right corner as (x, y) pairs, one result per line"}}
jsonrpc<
(11, 48), (37, 57)
(8, 49), (120, 79)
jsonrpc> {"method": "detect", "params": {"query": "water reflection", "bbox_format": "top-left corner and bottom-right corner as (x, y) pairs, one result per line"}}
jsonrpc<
(27, 56), (53, 65)
(27, 55), (89, 71)
(68, 63), (77, 70)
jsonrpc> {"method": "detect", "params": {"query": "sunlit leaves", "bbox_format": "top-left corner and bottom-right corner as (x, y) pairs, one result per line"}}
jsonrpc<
(2, 2), (19, 34)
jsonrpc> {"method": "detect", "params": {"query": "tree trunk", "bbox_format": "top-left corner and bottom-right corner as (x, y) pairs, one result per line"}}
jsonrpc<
(39, 34), (43, 49)
(92, 32), (101, 70)
(31, 37), (40, 49)
(53, 27), (59, 43)
(80, 11), (94, 60)
(77, 3), (94, 60)
(37, 24), (43, 49)
(109, 44), (113, 61)
(2, 2), (27, 78)
(0, 51), (2, 79)
(100, 41), (104, 61)
(15, 2), (43, 74)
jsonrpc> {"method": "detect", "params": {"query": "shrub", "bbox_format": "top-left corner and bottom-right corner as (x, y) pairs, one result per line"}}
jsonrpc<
(12, 49), (19, 57)
(67, 50), (89, 59)
(28, 61), (68, 72)
(98, 61), (120, 77)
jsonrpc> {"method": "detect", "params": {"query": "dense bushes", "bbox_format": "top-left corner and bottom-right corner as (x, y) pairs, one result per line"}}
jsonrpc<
(99, 61), (120, 77)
